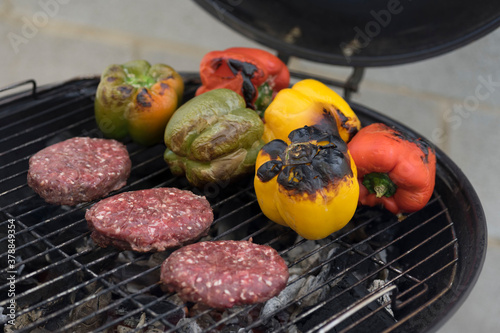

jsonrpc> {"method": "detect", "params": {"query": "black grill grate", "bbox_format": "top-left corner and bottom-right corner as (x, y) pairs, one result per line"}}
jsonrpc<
(0, 77), (461, 332)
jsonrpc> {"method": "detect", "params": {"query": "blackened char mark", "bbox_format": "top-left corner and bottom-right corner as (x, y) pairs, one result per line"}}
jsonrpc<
(117, 85), (134, 97)
(257, 140), (287, 183)
(136, 88), (152, 108)
(384, 123), (435, 163)
(257, 160), (283, 183)
(158, 82), (171, 96)
(260, 139), (288, 160)
(226, 59), (259, 108)
(258, 126), (353, 197)
(276, 145), (352, 197)
(334, 107), (358, 140)
(314, 108), (340, 137)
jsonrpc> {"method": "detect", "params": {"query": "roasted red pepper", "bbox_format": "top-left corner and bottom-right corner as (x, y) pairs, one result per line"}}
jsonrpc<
(347, 123), (436, 217)
(196, 47), (290, 111)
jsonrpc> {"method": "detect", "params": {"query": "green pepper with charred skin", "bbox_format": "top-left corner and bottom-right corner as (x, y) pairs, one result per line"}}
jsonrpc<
(164, 88), (264, 187)
(94, 60), (184, 146)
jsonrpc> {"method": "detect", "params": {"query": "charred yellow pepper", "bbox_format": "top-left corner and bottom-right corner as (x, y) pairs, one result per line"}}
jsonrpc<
(254, 125), (359, 240)
(262, 79), (361, 143)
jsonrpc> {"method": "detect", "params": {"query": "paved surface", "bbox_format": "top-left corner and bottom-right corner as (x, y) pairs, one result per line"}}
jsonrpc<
(439, 241), (500, 333)
(1, 1), (499, 331)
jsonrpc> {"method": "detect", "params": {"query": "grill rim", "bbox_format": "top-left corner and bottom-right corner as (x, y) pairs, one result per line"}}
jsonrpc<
(0, 75), (487, 332)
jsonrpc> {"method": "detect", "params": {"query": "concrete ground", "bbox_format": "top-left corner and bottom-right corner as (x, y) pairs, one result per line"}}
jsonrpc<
(1, 1), (499, 332)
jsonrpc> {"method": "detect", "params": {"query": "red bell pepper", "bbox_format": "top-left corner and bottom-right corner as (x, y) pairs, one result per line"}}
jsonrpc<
(196, 47), (290, 112)
(347, 123), (436, 217)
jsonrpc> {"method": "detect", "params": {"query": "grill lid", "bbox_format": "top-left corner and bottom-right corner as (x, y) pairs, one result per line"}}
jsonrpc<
(193, 0), (500, 67)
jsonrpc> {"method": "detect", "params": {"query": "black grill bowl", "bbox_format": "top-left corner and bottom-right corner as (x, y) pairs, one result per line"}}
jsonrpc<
(0, 76), (486, 333)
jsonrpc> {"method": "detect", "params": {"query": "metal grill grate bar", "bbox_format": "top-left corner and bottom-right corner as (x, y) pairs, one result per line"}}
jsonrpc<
(317, 285), (398, 333)
(245, 204), (453, 332)
(0, 232), (90, 296)
(337, 292), (396, 333)
(0, 93), (90, 138)
(0, 217), (87, 258)
(0, 162), (170, 257)
(0, 115), (94, 158)
(0, 151), (168, 215)
(2, 249), (116, 316)
(16, 260), (161, 332)
(44, 267), (162, 332)
(312, 239), (458, 333)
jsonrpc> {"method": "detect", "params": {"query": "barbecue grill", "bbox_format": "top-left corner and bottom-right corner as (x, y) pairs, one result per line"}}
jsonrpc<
(0, 74), (487, 332)
(1, 1), (497, 332)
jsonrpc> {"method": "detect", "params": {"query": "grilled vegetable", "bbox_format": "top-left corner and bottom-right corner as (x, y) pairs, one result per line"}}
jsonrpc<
(164, 88), (264, 187)
(254, 125), (359, 240)
(196, 47), (290, 112)
(262, 79), (361, 144)
(347, 123), (436, 217)
(95, 59), (184, 146)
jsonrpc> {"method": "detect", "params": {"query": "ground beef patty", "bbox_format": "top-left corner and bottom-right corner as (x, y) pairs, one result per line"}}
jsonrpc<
(160, 240), (289, 308)
(85, 188), (213, 252)
(27, 137), (131, 206)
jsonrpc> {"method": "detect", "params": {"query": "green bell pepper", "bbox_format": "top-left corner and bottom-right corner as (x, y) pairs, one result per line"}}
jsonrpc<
(164, 88), (264, 187)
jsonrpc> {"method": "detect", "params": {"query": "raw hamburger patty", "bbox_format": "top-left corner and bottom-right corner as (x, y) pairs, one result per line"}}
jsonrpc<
(85, 188), (213, 252)
(27, 137), (131, 206)
(160, 240), (289, 308)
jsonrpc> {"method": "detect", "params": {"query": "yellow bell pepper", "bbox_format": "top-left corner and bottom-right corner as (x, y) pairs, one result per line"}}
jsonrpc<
(262, 79), (361, 143)
(254, 125), (359, 240)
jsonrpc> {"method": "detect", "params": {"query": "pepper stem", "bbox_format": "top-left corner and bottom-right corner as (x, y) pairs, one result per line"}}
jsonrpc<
(362, 172), (397, 198)
(284, 142), (315, 165)
(255, 82), (273, 116)
(125, 75), (156, 89)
